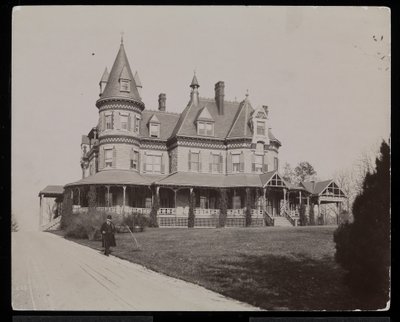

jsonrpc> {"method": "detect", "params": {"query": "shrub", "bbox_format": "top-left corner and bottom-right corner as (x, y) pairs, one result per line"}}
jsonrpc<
(122, 212), (149, 232)
(188, 189), (195, 228)
(299, 204), (308, 226)
(64, 210), (106, 240)
(60, 188), (73, 230)
(218, 188), (228, 228)
(149, 188), (159, 228)
(334, 141), (390, 309)
(309, 203), (315, 225)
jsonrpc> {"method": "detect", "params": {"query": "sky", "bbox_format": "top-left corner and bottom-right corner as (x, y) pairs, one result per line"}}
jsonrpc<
(12, 6), (390, 231)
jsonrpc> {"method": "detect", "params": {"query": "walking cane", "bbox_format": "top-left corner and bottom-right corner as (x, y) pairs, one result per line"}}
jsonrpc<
(125, 225), (141, 251)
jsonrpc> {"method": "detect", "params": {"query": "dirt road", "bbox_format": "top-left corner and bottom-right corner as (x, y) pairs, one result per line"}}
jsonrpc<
(12, 231), (259, 311)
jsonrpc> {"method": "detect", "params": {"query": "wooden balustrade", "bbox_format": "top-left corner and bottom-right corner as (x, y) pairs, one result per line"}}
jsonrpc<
(264, 210), (275, 226)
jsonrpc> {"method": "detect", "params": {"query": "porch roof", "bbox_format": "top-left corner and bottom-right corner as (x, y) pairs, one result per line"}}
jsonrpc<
(155, 172), (263, 188)
(155, 172), (226, 188)
(64, 170), (164, 187)
(38, 185), (64, 197)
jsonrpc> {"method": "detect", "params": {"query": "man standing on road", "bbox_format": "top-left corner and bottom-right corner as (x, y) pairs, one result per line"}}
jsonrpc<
(100, 215), (116, 256)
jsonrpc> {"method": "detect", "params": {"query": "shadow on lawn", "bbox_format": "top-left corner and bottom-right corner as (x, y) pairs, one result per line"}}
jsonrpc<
(200, 253), (363, 311)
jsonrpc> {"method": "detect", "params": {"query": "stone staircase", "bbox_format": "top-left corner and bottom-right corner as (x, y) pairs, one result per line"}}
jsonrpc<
(272, 216), (293, 227)
(41, 216), (61, 231)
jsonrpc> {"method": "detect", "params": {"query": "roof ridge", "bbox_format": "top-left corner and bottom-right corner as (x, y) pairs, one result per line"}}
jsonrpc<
(144, 109), (181, 116)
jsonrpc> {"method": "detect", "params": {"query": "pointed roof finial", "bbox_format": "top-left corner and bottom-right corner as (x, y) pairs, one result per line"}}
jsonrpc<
(245, 89), (249, 98)
(120, 31), (124, 45)
(190, 71), (200, 89)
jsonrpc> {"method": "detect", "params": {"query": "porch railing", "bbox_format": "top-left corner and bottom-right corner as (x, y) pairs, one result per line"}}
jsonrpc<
(264, 210), (275, 226)
(227, 209), (244, 216)
(158, 208), (176, 215)
(282, 209), (299, 226)
(194, 208), (220, 216)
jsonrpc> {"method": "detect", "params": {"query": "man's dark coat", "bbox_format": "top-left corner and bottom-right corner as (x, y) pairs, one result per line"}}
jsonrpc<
(100, 221), (116, 248)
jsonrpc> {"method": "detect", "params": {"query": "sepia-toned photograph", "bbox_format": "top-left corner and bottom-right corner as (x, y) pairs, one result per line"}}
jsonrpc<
(11, 6), (390, 311)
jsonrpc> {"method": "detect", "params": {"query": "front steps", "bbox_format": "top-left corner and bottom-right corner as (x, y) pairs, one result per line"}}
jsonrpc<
(272, 216), (293, 227)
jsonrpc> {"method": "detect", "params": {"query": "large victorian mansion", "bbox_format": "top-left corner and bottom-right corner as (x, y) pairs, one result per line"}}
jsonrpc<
(39, 41), (346, 229)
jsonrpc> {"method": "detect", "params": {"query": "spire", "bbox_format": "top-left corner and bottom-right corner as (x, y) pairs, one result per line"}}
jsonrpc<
(189, 72), (200, 106)
(190, 71), (200, 89)
(99, 42), (141, 101)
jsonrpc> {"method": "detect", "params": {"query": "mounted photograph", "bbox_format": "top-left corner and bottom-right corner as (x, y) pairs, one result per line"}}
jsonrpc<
(12, 6), (390, 311)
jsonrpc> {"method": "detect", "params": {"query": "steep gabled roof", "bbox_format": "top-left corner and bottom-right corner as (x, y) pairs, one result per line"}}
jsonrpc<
(140, 110), (180, 140)
(227, 100), (253, 138)
(176, 97), (241, 139)
(313, 180), (334, 195)
(100, 43), (141, 101)
(300, 179), (333, 195)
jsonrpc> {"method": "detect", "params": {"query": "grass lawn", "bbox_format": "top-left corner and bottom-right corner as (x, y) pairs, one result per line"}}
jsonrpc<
(54, 226), (364, 310)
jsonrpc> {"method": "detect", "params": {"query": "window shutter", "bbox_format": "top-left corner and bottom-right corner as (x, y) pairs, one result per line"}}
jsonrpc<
(102, 114), (106, 131)
(188, 150), (191, 171)
(137, 151), (141, 172)
(239, 152), (244, 172)
(227, 152), (232, 173)
(161, 153), (165, 174)
(128, 114), (131, 131)
(111, 112), (114, 130)
(209, 152), (212, 172)
(219, 154), (223, 173)
(133, 115), (136, 132)
(143, 152), (147, 173)
(99, 147), (104, 169)
(116, 113), (121, 130)
(130, 149), (134, 168)
(263, 154), (268, 172)
(199, 150), (202, 172)
(112, 146), (116, 168)
(251, 153), (255, 172)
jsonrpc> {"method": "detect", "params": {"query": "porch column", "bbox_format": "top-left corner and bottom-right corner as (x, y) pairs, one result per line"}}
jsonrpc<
(106, 185), (110, 208)
(262, 187), (267, 212)
(39, 194), (43, 229)
(317, 198), (322, 225)
(173, 188), (177, 208)
(299, 190), (302, 206)
(283, 188), (287, 212)
(78, 188), (81, 206)
(122, 185), (126, 211)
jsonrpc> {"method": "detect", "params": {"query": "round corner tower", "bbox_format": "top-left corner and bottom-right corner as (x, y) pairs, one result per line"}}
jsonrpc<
(95, 41), (145, 172)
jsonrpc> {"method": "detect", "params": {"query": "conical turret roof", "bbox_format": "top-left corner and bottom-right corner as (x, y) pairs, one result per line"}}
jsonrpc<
(100, 43), (141, 101)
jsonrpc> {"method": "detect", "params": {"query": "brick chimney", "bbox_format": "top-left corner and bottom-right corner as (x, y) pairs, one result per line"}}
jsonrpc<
(158, 93), (166, 111)
(215, 81), (225, 115)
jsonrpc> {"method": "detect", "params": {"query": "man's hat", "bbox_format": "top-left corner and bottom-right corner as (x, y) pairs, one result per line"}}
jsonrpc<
(106, 215), (112, 220)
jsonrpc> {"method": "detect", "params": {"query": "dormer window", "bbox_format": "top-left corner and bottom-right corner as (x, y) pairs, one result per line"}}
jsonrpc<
(256, 121), (265, 136)
(120, 79), (130, 92)
(150, 123), (160, 138)
(197, 121), (214, 136)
